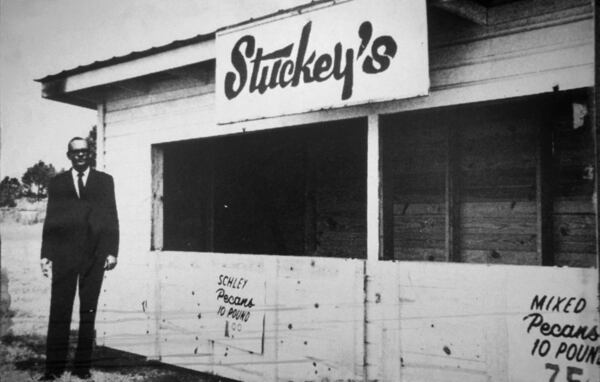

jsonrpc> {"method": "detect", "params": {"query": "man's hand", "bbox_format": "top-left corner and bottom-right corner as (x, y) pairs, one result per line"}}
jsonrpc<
(104, 255), (117, 271)
(40, 258), (52, 278)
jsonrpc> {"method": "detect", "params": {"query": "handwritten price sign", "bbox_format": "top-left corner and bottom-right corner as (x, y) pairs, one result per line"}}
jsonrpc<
(214, 274), (265, 354)
(522, 295), (599, 381)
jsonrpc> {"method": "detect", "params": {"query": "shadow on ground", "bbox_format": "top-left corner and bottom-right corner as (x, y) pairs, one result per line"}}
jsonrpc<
(1, 332), (238, 382)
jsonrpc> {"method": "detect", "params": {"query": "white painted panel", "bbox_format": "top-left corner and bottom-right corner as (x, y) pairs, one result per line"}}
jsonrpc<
(104, 105), (215, 142)
(99, 250), (598, 382)
(104, 83), (218, 146)
(91, 3), (596, 378)
(105, 92), (213, 125)
(216, 0), (429, 123)
(105, 80), (214, 114)
(366, 114), (380, 261)
(431, 43), (592, 90)
(97, 258), (157, 357)
(430, 19), (593, 71)
(97, 134), (157, 358)
(368, 262), (599, 382)
(157, 253), (365, 382)
(273, 256), (364, 381)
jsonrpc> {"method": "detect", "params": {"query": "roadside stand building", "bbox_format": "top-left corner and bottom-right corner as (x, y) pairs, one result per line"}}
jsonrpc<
(37, 1), (599, 381)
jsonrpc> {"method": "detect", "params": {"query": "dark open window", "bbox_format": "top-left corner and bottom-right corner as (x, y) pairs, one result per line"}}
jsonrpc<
(381, 91), (597, 267)
(158, 118), (367, 258)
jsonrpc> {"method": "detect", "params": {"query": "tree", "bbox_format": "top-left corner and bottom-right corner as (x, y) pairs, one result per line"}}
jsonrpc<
(86, 125), (97, 169)
(0, 177), (22, 207)
(21, 161), (56, 200)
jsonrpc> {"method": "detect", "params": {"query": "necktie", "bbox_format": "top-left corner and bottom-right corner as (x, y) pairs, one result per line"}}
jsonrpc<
(77, 171), (85, 199)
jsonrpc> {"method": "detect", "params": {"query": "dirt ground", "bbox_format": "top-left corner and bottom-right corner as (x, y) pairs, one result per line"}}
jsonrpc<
(0, 206), (230, 382)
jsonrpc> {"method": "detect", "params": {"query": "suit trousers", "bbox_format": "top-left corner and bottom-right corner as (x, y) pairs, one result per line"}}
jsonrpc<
(45, 253), (105, 375)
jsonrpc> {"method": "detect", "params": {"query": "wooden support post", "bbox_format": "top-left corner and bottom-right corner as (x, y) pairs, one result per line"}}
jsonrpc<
(445, 121), (461, 262)
(367, 114), (381, 261)
(96, 102), (106, 170)
(151, 146), (164, 251)
(150, 145), (164, 361)
(380, 119), (395, 261)
(537, 111), (555, 266)
(594, 3), (600, 271)
(151, 249), (162, 362)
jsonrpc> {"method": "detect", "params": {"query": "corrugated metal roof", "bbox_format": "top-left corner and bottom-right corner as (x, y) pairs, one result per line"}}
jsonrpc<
(35, 0), (333, 84)
(35, 32), (215, 83)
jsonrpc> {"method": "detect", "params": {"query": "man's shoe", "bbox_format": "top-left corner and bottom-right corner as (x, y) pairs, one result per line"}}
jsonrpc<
(39, 372), (61, 381)
(72, 370), (92, 380)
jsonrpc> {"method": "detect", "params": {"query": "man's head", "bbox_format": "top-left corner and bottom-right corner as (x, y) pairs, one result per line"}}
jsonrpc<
(67, 137), (90, 172)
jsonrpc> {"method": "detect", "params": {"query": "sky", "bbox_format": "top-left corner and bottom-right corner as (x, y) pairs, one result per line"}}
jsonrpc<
(0, 0), (307, 179)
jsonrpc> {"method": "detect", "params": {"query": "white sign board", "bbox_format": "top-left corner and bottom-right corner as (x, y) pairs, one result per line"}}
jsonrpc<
(214, 272), (266, 354)
(216, 0), (429, 124)
(507, 269), (600, 382)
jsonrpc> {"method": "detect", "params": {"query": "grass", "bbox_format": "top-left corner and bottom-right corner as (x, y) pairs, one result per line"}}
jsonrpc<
(0, 331), (222, 381)
(1, 206), (233, 381)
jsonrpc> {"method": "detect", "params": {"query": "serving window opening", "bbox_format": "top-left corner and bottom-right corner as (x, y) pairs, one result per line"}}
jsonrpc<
(154, 118), (367, 258)
(380, 91), (597, 268)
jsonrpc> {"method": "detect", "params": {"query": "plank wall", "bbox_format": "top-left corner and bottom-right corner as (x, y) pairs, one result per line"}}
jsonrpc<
(382, 112), (447, 262)
(426, 0), (593, 99)
(93, 0), (596, 379)
(97, 67), (217, 359)
(307, 122), (367, 258)
(458, 101), (539, 265)
(552, 95), (597, 267)
(366, 261), (599, 382)
(99, 250), (600, 382)
(382, 94), (596, 267)
(154, 253), (365, 382)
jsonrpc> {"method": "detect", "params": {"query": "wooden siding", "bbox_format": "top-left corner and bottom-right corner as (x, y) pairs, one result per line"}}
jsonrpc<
(146, 253), (365, 382)
(366, 262), (599, 382)
(381, 94), (596, 267)
(97, 253), (600, 382)
(552, 95), (597, 267)
(92, 0), (597, 380)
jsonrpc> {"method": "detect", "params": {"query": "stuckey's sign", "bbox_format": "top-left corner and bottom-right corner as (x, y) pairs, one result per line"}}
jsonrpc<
(224, 20), (398, 102)
(216, 0), (429, 124)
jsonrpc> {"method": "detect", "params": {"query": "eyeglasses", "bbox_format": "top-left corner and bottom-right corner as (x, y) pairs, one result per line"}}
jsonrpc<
(69, 149), (90, 155)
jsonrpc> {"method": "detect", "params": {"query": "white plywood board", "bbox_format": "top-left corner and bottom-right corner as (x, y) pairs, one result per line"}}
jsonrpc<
(96, 136), (158, 359)
(99, 252), (598, 382)
(216, 0), (429, 123)
(153, 253), (365, 382)
(367, 262), (599, 382)
(91, 3), (597, 380)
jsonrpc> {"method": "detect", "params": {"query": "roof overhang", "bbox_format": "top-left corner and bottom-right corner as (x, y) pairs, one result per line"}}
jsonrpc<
(36, 34), (215, 109)
(35, 0), (522, 109)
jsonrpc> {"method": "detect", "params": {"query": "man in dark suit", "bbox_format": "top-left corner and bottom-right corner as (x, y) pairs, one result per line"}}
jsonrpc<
(40, 137), (119, 380)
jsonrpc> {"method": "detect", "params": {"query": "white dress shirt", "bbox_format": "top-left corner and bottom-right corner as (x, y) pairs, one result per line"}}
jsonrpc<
(71, 167), (90, 198)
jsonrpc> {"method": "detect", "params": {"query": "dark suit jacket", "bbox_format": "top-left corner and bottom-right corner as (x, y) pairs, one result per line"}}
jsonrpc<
(41, 169), (119, 265)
